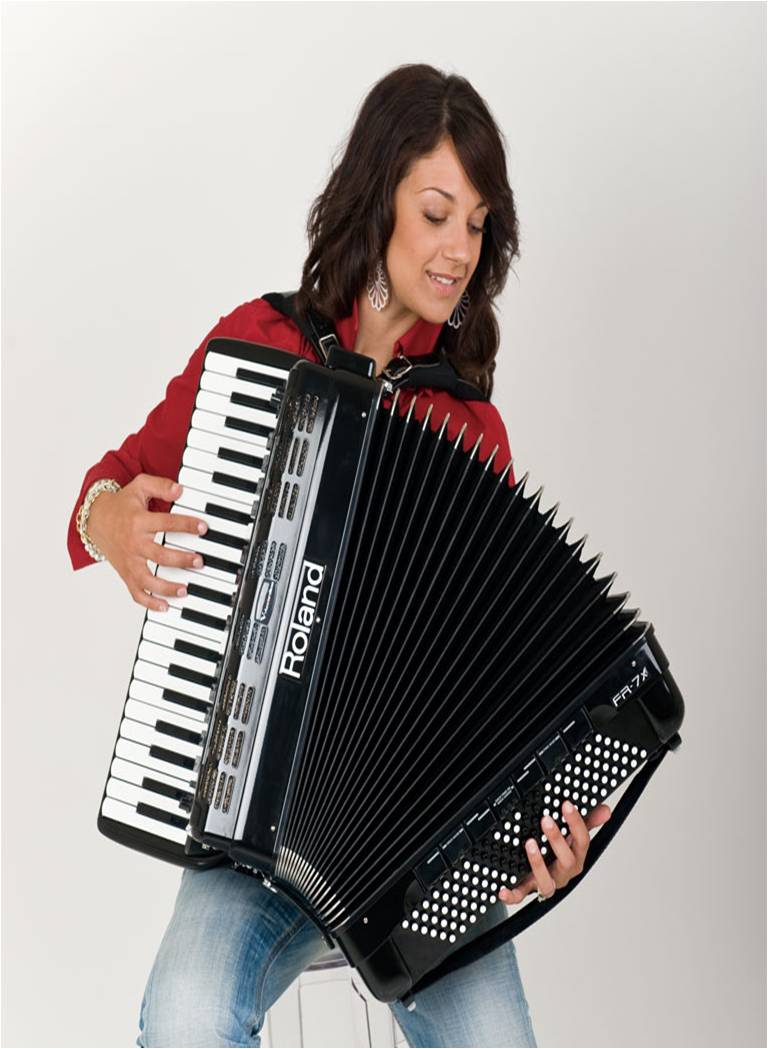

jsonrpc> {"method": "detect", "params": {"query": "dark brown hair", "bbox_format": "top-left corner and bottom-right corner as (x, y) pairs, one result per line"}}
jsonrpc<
(295, 64), (520, 399)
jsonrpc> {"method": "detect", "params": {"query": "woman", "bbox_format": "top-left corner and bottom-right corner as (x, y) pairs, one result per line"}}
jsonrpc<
(69, 64), (610, 1048)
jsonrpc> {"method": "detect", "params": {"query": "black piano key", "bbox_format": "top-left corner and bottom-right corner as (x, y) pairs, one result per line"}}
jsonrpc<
(225, 415), (272, 439)
(193, 552), (241, 576)
(162, 687), (210, 715)
(168, 662), (216, 688)
(136, 801), (189, 830)
(149, 744), (196, 771)
(217, 446), (263, 469)
(173, 637), (220, 664)
(141, 775), (194, 807)
(203, 528), (247, 551)
(230, 390), (275, 413)
(156, 720), (205, 746)
(204, 501), (253, 527)
(235, 366), (284, 389)
(181, 607), (228, 632)
(211, 471), (258, 495)
(186, 582), (234, 608)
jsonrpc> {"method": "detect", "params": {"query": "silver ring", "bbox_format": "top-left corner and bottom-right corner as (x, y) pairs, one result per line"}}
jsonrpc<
(536, 890), (555, 903)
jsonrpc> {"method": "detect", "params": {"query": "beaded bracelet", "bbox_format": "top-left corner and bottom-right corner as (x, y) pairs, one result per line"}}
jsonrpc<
(76, 478), (122, 562)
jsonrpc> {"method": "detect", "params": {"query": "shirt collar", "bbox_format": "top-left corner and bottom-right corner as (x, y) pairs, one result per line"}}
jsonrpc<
(334, 295), (444, 360)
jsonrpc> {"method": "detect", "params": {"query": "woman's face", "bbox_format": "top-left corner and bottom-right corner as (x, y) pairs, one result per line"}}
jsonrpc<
(385, 137), (488, 326)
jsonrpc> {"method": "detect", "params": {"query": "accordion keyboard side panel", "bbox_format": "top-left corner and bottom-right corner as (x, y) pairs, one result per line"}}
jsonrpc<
(98, 340), (295, 867)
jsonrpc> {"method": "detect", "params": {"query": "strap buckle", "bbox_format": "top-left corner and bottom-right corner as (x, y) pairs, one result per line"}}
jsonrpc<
(316, 332), (341, 363)
(380, 354), (413, 387)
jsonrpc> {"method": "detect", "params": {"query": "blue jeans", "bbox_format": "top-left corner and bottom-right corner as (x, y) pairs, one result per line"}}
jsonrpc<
(137, 865), (537, 1048)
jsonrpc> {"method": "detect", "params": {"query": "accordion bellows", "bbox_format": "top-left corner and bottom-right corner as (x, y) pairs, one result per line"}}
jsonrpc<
(99, 340), (684, 1002)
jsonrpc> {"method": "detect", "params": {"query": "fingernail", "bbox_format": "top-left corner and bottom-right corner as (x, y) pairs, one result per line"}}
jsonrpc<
(177, 587), (186, 597)
(542, 816), (554, 829)
(174, 483), (182, 496)
(159, 602), (168, 612)
(563, 801), (573, 814)
(193, 557), (203, 568)
(197, 521), (207, 534)
(526, 840), (538, 855)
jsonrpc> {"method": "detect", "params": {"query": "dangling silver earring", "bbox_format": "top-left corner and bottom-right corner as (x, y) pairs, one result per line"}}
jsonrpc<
(367, 258), (389, 311)
(448, 290), (471, 329)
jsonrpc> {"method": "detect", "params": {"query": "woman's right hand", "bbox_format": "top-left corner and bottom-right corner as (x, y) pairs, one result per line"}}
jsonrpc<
(86, 473), (209, 612)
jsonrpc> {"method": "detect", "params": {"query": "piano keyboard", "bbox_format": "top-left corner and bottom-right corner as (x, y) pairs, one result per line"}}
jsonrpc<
(98, 341), (295, 865)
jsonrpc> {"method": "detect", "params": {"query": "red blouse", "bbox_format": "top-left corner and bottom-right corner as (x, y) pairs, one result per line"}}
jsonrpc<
(67, 295), (515, 570)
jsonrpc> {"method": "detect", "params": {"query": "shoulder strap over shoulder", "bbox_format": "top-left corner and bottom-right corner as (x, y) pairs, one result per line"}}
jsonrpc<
(261, 290), (488, 402)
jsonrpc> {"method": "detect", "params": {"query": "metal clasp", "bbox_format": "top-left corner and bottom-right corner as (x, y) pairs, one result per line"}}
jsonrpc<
(380, 354), (413, 388)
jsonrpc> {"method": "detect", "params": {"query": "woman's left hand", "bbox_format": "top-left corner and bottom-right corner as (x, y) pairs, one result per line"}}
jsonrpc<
(499, 800), (612, 904)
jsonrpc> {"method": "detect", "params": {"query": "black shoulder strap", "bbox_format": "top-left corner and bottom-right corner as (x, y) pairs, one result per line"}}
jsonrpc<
(261, 290), (488, 402)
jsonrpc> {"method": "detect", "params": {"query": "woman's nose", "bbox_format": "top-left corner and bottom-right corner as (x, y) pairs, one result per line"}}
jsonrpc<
(442, 225), (472, 265)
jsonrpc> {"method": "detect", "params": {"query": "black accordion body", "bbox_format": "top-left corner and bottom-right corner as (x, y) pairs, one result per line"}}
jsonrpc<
(98, 338), (685, 1002)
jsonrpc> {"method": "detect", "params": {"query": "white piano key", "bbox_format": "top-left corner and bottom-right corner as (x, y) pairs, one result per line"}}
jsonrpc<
(101, 796), (187, 845)
(124, 698), (206, 738)
(160, 548), (239, 585)
(171, 502), (252, 544)
(155, 565), (237, 599)
(115, 737), (198, 783)
(106, 777), (191, 820)
(162, 589), (232, 623)
(119, 717), (202, 761)
(110, 756), (192, 792)
(147, 606), (228, 643)
(138, 638), (219, 678)
(132, 660), (214, 702)
(141, 619), (225, 659)
(186, 425), (265, 463)
(164, 525), (246, 565)
(128, 678), (209, 722)
(178, 465), (254, 507)
(196, 389), (276, 431)
(183, 446), (263, 486)
(191, 408), (270, 450)
(172, 481), (257, 522)
(201, 369), (279, 404)
(204, 350), (291, 384)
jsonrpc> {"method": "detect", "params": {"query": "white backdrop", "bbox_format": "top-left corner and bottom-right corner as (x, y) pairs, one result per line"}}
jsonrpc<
(2, 2), (765, 1047)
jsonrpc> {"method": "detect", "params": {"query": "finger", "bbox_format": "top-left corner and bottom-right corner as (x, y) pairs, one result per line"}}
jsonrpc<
(146, 512), (208, 536)
(539, 814), (578, 882)
(500, 872), (535, 904)
(561, 800), (592, 863)
(584, 803), (612, 831)
(134, 568), (189, 601)
(146, 541), (204, 571)
(129, 585), (169, 613)
(522, 838), (556, 899)
(136, 475), (184, 506)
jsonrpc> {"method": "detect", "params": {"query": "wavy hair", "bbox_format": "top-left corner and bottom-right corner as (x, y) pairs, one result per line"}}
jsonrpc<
(295, 64), (520, 399)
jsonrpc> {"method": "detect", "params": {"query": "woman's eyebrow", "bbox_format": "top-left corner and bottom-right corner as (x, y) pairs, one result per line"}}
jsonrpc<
(419, 186), (487, 210)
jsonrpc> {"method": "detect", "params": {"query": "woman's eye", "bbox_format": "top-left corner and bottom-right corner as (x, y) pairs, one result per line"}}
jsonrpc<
(425, 212), (485, 235)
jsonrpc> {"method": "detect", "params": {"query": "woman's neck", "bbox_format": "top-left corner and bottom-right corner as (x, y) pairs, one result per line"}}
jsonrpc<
(353, 290), (420, 373)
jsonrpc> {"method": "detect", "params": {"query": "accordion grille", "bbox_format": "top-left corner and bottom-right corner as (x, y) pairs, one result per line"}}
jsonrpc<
(274, 397), (643, 926)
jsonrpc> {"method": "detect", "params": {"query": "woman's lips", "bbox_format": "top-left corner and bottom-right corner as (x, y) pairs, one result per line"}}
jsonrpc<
(427, 271), (460, 297)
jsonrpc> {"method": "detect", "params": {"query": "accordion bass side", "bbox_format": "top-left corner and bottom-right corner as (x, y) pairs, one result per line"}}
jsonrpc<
(99, 338), (685, 1002)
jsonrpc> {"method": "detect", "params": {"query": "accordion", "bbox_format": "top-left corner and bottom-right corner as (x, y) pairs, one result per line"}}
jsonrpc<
(98, 337), (685, 1002)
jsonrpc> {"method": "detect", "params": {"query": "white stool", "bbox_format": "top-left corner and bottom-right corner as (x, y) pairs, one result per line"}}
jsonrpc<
(263, 947), (405, 1048)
